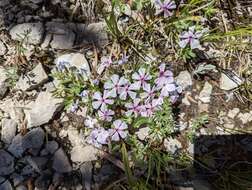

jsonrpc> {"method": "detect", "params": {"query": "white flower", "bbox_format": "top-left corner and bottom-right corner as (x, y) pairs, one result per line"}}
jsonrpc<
(92, 91), (114, 110)
(132, 68), (152, 89)
(125, 98), (142, 117)
(118, 82), (138, 100)
(104, 74), (128, 98)
(98, 106), (115, 122)
(179, 26), (204, 49)
(84, 116), (98, 128)
(140, 83), (157, 102)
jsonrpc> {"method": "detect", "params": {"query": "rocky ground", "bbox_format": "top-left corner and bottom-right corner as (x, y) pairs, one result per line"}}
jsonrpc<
(0, 0), (252, 190)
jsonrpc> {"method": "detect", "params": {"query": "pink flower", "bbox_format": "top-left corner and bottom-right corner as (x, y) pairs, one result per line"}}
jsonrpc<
(141, 83), (157, 102)
(125, 98), (142, 117)
(155, 0), (176, 18)
(87, 128), (110, 147)
(92, 91), (114, 110)
(104, 74), (128, 98)
(141, 99), (162, 117)
(155, 63), (174, 88)
(109, 120), (128, 141)
(160, 83), (177, 97)
(98, 106), (115, 122)
(132, 68), (152, 89)
(118, 82), (138, 100)
(97, 56), (112, 74)
(179, 26), (203, 49)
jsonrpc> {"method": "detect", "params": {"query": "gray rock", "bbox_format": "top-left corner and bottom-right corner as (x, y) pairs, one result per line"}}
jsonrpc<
(16, 185), (27, 190)
(8, 134), (24, 157)
(25, 91), (63, 128)
(22, 128), (45, 153)
(11, 173), (25, 186)
(199, 81), (212, 103)
(193, 179), (212, 190)
(0, 66), (8, 99)
(46, 22), (75, 49)
(53, 148), (72, 173)
(45, 141), (59, 154)
(136, 127), (149, 141)
(80, 162), (92, 190)
(164, 138), (182, 154)
(0, 176), (5, 183)
(55, 53), (91, 77)
(78, 22), (109, 47)
(175, 71), (192, 90)
(0, 150), (14, 175)
(29, 0), (43, 3)
(15, 63), (48, 91)
(8, 128), (45, 157)
(0, 179), (13, 190)
(220, 73), (240, 91)
(0, 40), (7, 55)
(26, 156), (48, 173)
(70, 145), (98, 163)
(1, 118), (17, 144)
(9, 23), (44, 45)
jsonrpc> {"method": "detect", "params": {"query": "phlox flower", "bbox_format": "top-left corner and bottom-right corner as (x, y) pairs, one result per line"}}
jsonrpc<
(97, 56), (112, 74)
(80, 90), (89, 102)
(87, 128), (109, 147)
(141, 99), (162, 117)
(132, 68), (152, 89)
(118, 82), (138, 100)
(109, 120), (128, 141)
(56, 60), (70, 71)
(141, 83), (157, 102)
(98, 106), (115, 122)
(155, 63), (174, 88)
(155, 0), (176, 18)
(118, 54), (129, 65)
(92, 91), (114, 110)
(179, 26), (203, 49)
(70, 100), (79, 112)
(125, 98), (142, 117)
(160, 83), (177, 97)
(104, 74), (128, 98)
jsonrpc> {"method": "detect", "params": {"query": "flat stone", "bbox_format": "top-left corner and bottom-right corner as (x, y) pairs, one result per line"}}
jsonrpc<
(175, 71), (192, 90)
(46, 22), (75, 49)
(80, 162), (93, 190)
(0, 179), (13, 190)
(1, 118), (17, 144)
(8, 134), (24, 157)
(25, 91), (63, 128)
(15, 63), (48, 91)
(9, 23), (44, 45)
(227, 108), (240, 119)
(0, 99), (25, 122)
(22, 128), (45, 153)
(0, 150), (14, 175)
(16, 185), (27, 190)
(136, 127), (149, 141)
(26, 156), (48, 173)
(70, 145), (98, 163)
(164, 138), (182, 154)
(199, 81), (212, 103)
(53, 148), (72, 173)
(0, 40), (7, 55)
(220, 73), (239, 91)
(55, 53), (91, 77)
(77, 22), (108, 47)
(45, 141), (59, 154)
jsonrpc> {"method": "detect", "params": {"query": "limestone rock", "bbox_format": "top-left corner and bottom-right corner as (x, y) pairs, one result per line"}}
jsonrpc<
(25, 91), (63, 128)
(199, 81), (212, 103)
(1, 118), (17, 144)
(0, 66), (8, 99)
(53, 148), (72, 173)
(9, 23), (44, 45)
(164, 138), (182, 154)
(175, 71), (192, 90)
(0, 40), (7, 55)
(220, 73), (240, 91)
(15, 63), (48, 91)
(70, 145), (98, 163)
(45, 22), (75, 49)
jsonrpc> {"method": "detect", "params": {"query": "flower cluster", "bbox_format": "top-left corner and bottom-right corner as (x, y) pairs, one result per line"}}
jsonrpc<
(85, 63), (181, 147)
